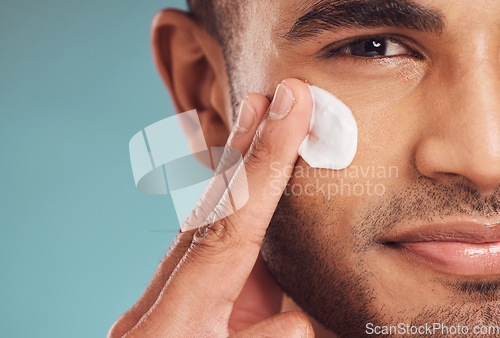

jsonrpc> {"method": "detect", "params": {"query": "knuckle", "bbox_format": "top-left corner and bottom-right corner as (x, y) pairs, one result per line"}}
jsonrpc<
(287, 312), (314, 337)
(190, 215), (242, 261)
(182, 188), (224, 231)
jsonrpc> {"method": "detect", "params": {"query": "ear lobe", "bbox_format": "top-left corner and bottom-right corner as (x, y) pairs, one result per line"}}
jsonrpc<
(152, 9), (232, 149)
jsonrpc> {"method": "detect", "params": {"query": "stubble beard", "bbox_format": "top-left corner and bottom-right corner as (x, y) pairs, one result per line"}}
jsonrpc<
(261, 176), (500, 337)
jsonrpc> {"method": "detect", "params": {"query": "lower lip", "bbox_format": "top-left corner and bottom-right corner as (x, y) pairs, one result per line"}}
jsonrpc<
(399, 241), (500, 275)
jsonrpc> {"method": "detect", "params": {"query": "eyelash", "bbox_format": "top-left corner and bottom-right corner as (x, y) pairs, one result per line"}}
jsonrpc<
(321, 34), (424, 60)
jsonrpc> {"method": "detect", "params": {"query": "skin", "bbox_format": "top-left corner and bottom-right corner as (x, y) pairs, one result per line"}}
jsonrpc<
(109, 0), (500, 337)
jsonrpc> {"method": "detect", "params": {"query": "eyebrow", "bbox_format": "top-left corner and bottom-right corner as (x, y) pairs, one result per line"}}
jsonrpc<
(284, 0), (446, 40)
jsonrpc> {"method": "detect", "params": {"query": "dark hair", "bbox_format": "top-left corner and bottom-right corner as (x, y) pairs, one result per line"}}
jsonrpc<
(187, 0), (223, 46)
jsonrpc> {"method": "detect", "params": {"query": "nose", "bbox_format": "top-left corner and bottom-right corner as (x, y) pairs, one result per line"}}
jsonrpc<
(415, 51), (500, 194)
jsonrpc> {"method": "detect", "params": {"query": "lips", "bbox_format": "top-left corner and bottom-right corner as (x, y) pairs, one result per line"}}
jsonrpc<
(382, 221), (500, 276)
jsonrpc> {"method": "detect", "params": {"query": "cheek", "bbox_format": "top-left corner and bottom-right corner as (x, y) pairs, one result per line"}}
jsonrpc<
(272, 58), (427, 174)
(282, 158), (402, 246)
(268, 56), (428, 231)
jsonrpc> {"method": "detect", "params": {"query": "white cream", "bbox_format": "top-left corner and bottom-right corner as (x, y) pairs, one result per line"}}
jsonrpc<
(298, 85), (358, 170)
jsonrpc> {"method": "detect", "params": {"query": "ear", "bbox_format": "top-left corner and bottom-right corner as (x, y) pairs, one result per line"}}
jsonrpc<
(152, 8), (233, 149)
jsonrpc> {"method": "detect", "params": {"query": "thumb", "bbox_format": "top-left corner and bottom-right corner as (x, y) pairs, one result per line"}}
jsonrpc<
(231, 311), (315, 338)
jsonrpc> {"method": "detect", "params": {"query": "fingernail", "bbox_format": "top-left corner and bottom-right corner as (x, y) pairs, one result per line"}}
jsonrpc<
(268, 82), (295, 120)
(235, 97), (256, 135)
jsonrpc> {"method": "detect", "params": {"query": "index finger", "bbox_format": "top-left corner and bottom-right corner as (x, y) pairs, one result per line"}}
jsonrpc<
(128, 79), (313, 335)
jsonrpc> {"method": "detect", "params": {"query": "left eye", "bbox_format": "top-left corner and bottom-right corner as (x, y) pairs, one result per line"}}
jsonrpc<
(336, 38), (410, 58)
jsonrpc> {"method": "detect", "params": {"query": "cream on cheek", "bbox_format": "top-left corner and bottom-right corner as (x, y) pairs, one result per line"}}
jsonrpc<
(298, 85), (358, 170)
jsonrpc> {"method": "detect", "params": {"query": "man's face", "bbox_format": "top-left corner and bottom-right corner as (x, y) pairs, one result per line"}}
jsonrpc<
(225, 0), (500, 336)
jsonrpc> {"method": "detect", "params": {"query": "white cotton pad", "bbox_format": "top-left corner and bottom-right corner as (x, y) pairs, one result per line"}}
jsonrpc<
(298, 85), (358, 170)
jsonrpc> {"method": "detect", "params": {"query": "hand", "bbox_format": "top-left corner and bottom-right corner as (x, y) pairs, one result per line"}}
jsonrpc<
(108, 79), (314, 337)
